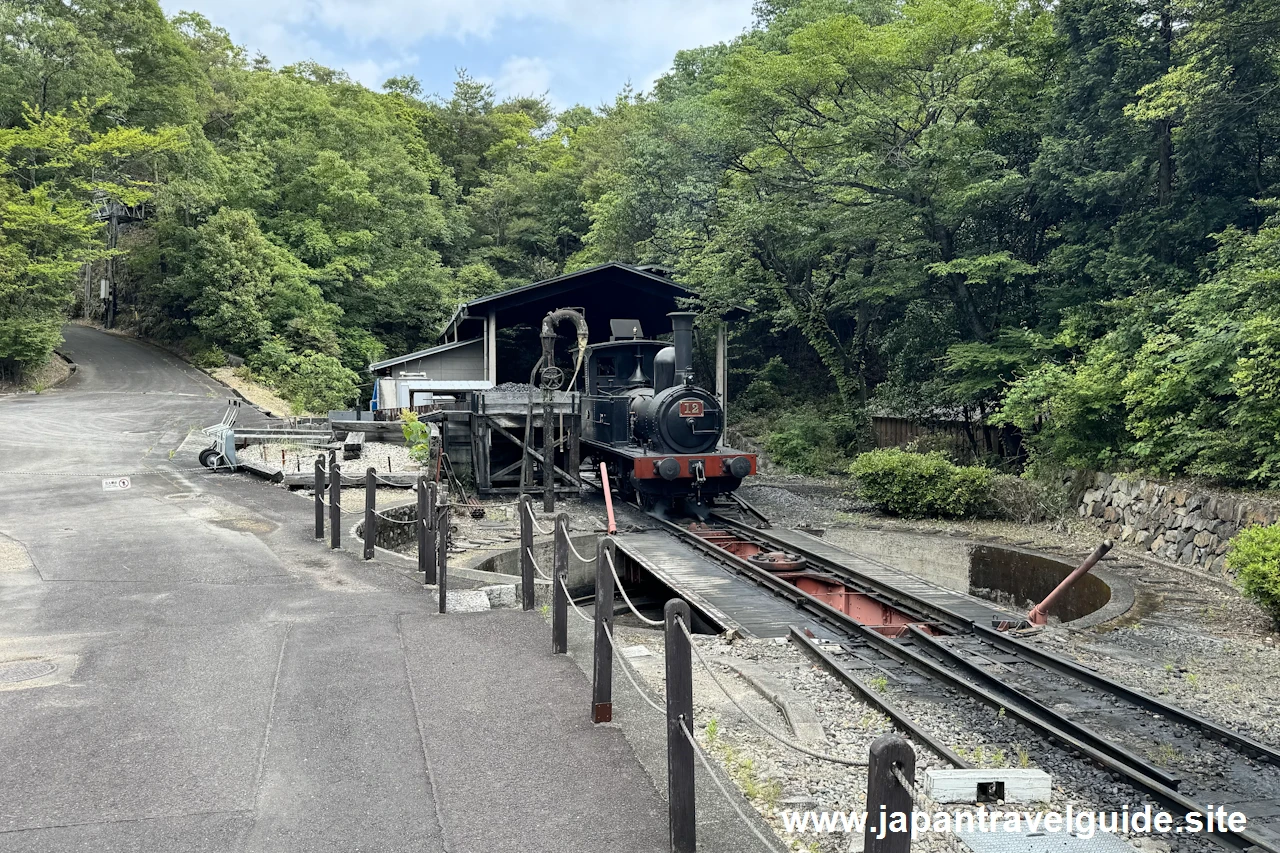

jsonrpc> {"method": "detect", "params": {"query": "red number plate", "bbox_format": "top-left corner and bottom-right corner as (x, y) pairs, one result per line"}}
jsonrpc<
(678, 400), (704, 417)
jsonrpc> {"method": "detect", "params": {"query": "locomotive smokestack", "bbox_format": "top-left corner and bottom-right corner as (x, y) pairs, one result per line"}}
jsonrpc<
(668, 312), (695, 385)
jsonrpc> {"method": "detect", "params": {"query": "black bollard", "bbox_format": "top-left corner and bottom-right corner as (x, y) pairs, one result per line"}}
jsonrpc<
(552, 513), (569, 654)
(314, 455), (324, 539)
(329, 460), (341, 549)
(363, 467), (376, 560)
(864, 735), (916, 853)
(543, 399), (555, 514)
(591, 537), (615, 724)
(520, 495), (534, 611)
(665, 598), (695, 853)
(436, 501), (448, 614)
(416, 474), (428, 580)
(424, 481), (438, 585)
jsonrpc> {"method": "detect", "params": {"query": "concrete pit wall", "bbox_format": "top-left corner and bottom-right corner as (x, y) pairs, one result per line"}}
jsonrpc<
(824, 528), (1126, 626)
(469, 533), (602, 597)
(354, 503), (598, 607)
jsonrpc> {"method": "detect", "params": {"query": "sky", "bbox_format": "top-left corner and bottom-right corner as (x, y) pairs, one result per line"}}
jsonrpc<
(157, 0), (757, 109)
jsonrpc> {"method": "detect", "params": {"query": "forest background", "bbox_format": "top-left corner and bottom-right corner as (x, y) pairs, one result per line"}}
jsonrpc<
(4, 0), (1280, 489)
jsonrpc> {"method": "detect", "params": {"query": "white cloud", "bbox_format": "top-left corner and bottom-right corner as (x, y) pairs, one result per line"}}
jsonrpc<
(163, 0), (750, 54)
(491, 56), (554, 99)
(159, 0), (753, 101)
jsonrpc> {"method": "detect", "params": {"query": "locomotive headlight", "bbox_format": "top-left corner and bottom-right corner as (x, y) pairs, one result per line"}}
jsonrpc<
(656, 458), (681, 480)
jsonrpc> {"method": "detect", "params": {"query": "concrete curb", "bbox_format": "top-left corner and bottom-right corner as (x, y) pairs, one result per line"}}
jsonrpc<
(722, 658), (828, 746)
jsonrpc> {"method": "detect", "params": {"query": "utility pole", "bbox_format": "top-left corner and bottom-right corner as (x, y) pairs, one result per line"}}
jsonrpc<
(105, 203), (118, 330)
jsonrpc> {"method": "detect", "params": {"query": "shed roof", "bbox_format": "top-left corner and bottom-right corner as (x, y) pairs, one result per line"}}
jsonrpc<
(443, 262), (701, 343)
(368, 336), (480, 372)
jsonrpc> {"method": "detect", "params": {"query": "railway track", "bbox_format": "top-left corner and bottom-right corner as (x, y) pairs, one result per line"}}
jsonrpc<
(642, 505), (1280, 853)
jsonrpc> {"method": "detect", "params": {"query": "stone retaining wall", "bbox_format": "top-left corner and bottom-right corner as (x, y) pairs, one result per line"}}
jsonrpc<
(357, 503), (418, 550)
(1079, 473), (1280, 575)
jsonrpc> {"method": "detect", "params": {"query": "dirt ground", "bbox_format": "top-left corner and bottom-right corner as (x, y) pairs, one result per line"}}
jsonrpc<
(0, 353), (71, 396)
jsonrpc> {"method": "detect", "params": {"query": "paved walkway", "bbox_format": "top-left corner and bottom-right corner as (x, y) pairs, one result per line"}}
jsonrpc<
(0, 326), (668, 852)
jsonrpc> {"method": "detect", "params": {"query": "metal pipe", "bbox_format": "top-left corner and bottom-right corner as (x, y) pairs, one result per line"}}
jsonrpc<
(1027, 540), (1113, 626)
(599, 462), (617, 535)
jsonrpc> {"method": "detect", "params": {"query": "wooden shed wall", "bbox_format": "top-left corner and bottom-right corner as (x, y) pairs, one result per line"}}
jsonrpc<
(871, 416), (1010, 456)
(391, 339), (484, 381)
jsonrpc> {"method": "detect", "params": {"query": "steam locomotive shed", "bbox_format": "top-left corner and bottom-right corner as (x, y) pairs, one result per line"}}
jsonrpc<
(365, 262), (747, 513)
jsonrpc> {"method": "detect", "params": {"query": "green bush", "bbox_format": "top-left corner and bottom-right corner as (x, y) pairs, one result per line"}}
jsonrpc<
(848, 448), (994, 518)
(764, 408), (867, 475)
(275, 351), (361, 414)
(192, 346), (228, 369)
(1226, 523), (1280, 627)
(401, 410), (434, 466)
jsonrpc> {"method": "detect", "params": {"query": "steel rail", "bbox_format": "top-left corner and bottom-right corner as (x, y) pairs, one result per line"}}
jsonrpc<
(647, 514), (941, 642)
(903, 626), (1181, 789)
(788, 627), (972, 770)
(717, 513), (1280, 768)
(971, 622), (1280, 767)
(708, 512), (977, 632)
(650, 516), (1278, 853)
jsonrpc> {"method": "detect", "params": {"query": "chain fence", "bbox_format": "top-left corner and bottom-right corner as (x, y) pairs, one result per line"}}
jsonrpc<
(679, 719), (785, 853)
(678, 618), (868, 768)
(525, 547), (552, 581)
(606, 549), (663, 627)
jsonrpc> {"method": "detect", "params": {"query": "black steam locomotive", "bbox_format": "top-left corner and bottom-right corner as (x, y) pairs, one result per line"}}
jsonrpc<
(579, 312), (757, 517)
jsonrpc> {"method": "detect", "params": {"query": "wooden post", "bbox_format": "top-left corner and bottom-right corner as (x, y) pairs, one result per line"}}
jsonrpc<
(864, 734), (916, 853)
(314, 456), (325, 539)
(665, 598), (696, 853)
(568, 395), (581, 491)
(519, 396), (535, 494)
(363, 467), (376, 560)
(715, 321), (728, 433)
(424, 481), (438, 585)
(591, 537), (614, 723)
(436, 501), (448, 614)
(416, 474), (428, 580)
(329, 460), (341, 549)
(520, 494), (535, 611)
(552, 513), (569, 654)
(543, 398), (555, 513)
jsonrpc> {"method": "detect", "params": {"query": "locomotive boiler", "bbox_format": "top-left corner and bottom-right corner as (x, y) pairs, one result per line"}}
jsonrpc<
(579, 312), (757, 517)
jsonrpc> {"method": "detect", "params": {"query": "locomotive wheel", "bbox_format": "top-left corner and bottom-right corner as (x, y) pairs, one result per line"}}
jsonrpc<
(198, 447), (221, 470)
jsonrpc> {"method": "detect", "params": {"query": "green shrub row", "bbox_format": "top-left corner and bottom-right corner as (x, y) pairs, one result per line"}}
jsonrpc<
(848, 448), (994, 518)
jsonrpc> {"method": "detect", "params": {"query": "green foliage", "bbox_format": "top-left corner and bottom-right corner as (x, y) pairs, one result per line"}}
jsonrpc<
(401, 410), (434, 465)
(273, 352), (360, 415)
(191, 346), (226, 368)
(1122, 214), (1280, 485)
(1226, 524), (1280, 627)
(849, 448), (993, 518)
(177, 208), (315, 354)
(3, 0), (1280, 487)
(0, 100), (178, 373)
(763, 407), (868, 475)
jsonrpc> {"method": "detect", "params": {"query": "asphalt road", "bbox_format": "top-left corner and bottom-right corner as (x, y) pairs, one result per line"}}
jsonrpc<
(0, 326), (672, 853)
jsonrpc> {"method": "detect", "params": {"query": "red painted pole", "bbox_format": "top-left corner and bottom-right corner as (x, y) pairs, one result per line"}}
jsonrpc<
(599, 462), (617, 535)
(1027, 540), (1113, 626)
